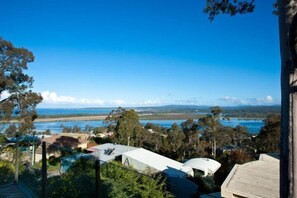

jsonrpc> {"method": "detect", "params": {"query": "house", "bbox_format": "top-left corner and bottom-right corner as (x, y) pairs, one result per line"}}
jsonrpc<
(35, 133), (90, 162)
(221, 153), (279, 198)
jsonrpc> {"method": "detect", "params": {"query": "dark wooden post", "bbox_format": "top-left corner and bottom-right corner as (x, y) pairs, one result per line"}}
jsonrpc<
(14, 132), (19, 183)
(41, 142), (47, 198)
(278, 1), (297, 197)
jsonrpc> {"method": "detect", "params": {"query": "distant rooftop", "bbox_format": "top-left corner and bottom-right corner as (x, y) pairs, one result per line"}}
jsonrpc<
(88, 143), (137, 162)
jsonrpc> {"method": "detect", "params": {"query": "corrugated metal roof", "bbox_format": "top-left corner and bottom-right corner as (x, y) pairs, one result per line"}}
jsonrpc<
(123, 148), (194, 177)
(89, 143), (137, 162)
(221, 154), (279, 198)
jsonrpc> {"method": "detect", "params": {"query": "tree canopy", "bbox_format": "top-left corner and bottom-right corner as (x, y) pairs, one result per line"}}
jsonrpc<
(0, 38), (42, 134)
(256, 114), (280, 153)
(105, 107), (144, 146)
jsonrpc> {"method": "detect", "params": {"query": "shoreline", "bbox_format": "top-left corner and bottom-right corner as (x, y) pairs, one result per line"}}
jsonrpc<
(1, 114), (264, 123)
(36, 115), (107, 122)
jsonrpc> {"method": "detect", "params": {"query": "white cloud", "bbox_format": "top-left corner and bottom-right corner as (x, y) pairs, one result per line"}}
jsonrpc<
(41, 91), (76, 104)
(142, 100), (161, 105)
(218, 96), (247, 105)
(110, 99), (126, 106)
(41, 91), (105, 106)
(218, 95), (277, 106)
(257, 95), (274, 103)
(78, 98), (105, 105)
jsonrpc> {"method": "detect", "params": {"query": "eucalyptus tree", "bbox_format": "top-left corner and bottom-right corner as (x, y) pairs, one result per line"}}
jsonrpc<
(168, 123), (185, 152)
(0, 37), (42, 183)
(0, 38), (42, 133)
(256, 114), (281, 153)
(181, 119), (199, 158)
(198, 106), (223, 159)
(166, 123), (186, 160)
(105, 107), (143, 146)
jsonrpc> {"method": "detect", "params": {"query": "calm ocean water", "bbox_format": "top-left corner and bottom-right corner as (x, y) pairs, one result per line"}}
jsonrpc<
(37, 108), (115, 115)
(2, 108), (264, 134)
(33, 119), (263, 134)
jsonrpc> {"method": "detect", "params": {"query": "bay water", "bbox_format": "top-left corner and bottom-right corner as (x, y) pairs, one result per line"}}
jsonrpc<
(3, 108), (264, 134)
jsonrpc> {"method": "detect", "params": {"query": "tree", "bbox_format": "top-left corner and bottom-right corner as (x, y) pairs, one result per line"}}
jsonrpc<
(256, 114), (281, 153)
(47, 136), (80, 156)
(181, 119), (199, 158)
(0, 38), (42, 134)
(167, 123), (185, 152)
(164, 123), (186, 160)
(202, 1), (297, 196)
(47, 158), (172, 198)
(105, 107), (144, 146)
(199, 106), (223, 159)
(0, 133), (6, 145)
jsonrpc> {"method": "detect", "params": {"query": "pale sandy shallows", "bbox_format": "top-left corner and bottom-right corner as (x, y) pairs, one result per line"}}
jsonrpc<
(35, 115), (107, 122)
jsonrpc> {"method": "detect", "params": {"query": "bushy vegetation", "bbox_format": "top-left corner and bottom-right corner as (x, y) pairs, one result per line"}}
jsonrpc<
(0, 160), (15, 185)
(47, 157), (172, 198)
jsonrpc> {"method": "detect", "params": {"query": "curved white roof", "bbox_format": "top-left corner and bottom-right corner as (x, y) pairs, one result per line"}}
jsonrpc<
(184, 158), (221, 176)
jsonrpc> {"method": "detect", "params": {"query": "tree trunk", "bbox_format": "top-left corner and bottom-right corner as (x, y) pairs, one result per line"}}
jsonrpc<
(213, 138), (216, 159)
(278, 0), (297, 197)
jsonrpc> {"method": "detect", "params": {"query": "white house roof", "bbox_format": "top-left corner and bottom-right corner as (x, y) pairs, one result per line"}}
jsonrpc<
(221, 153), (279, 198)
(88, 143), (137, 162)
(123, 148), (194, 177)
(183, 158), (221, 176)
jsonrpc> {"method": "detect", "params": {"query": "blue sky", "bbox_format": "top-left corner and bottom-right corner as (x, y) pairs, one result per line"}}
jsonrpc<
(0, 0), (280, 107)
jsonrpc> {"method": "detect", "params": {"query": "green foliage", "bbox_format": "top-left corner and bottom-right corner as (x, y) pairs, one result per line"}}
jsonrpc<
(61, 125), (82, 133)
(167, 123), (185, 153)
(19, 168), (42, 195)
(92, 136), (113, 144)
(101, 161), (172, 198)
(105, 107), (144, 147)
(199, 107), (224, 158)
(47, 158), (172, 198)
(37, 129), (52, 135)
(0, 38), (42, 135)
(203, 0), (255, 21)
(0, 134), (6, 144)
(48, 156), (59, 166)
(0, 160), (15, 185)
(93, 126), (106, 135)
(181, 119), (198, 144)
(256, 114), (280, 153)
(216, 125), (249, 148)
(48, 157), (96, 197)
(5, 124), (17, 138)
(47, 136), (79, 155)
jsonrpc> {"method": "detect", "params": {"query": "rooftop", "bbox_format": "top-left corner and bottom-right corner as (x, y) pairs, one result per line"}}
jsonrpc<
(184, 158), (221, 176)
(221, 153), (279, 198)
(122, 148), (194, 177)
(88, 143), (137, 162)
